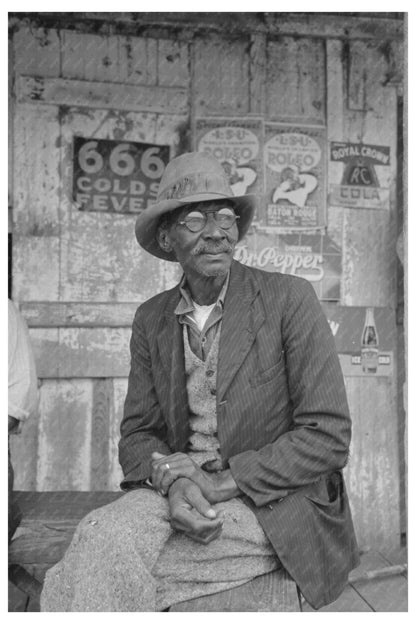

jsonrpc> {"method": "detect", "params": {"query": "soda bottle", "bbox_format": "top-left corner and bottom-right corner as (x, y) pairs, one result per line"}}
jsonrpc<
(361, 307), (379, 373)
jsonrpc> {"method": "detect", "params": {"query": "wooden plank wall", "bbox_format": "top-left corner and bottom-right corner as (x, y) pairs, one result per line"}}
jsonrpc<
(9, 14), (404, 550)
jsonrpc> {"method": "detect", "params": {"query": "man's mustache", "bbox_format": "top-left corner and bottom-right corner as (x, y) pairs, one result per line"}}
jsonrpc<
(191, 242), (234, 255)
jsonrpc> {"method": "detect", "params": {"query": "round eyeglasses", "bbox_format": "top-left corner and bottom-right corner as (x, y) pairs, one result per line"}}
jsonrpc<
(177, 208), (240, 233)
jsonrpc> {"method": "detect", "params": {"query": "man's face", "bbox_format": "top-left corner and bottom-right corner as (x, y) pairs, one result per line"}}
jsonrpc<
(160, 200), (239, 278)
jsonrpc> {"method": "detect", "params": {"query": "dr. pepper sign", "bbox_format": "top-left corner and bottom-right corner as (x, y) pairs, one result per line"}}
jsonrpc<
(73, 137), (170, 213)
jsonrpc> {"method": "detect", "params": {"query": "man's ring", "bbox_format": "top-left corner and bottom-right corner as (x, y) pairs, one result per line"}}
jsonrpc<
(165, 463), (170, 470)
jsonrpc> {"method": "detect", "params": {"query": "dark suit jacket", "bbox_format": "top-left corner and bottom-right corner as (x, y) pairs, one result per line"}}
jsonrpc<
(119, 260), (360, 609)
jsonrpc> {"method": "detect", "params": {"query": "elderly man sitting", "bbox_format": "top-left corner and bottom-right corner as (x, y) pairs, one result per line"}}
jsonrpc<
(41, 152), (359, 612)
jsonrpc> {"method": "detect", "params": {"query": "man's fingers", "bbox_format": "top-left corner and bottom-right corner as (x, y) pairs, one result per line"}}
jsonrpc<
(195, 524), (223, 545)
(185, 525), (223, 545)
(151, 451), (166, 461)
(152, 452), (186, 466)
(151, 457), (176, 492)
(187, 486), (217, 519)
(152, 454), (193, 474)
(151, 464), (180, 494)
(171, 508), (223, 538)
(153, 457), (214, 501)
(159, 471), (177, 494)
(168, 480), (223, 544)
(171, 503), (221, 529)
(152, 455), (198, 495)
(171, 515), (223, 545)
(159, 464), (197, 494)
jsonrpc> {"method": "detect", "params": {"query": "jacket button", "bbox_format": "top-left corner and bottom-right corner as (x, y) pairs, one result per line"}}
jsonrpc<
(206, 370), (214, 377)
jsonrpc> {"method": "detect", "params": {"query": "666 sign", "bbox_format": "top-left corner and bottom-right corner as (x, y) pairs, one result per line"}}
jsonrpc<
(73, 137), (170, 213)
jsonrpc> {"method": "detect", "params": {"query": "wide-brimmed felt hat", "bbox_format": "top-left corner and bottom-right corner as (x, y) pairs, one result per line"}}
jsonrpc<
(135, 151), (257, 261)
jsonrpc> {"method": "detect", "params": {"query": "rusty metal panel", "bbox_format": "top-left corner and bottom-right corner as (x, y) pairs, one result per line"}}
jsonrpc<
(326, 41), (347, 303)
(266, 37), (326, 124)
(17, 75), (189, 115)
(62, 31), (158, 85)
(120, 36), (158, 85)
(10, 13), (404, 42)
(9, 403), (41, 491)
(342, 210), (397, 308)
(60, 107), (158, 151)
(11, 376), (125, 492)
(347, 40), (398, 111)
(59, 211), (161, 302)
(13, 26), (60, 78)
(108, 379), (128, 491)
(21, 302), (140, 328)
(193, 34), (250, 116)
(13, 103), (61, 237)
(58, 208), (179, 303)
(13, 236), (60, 302)
(155, 114), (190, 155)
(249, 34), (267, 115)
(61, 31), (121, 82)
(158, 38), (190, 87)
(90, 379), (113, 490)
(36, 379), (93, 490)
(12, 101), (61, 302)
(325, 41), (345, 273)
(326, 40), (344, 191)
(343, 42), (398, 308)
(344, 376), (401, 551)
(348, 41), (369, 111)
(29, 327), (131, 378)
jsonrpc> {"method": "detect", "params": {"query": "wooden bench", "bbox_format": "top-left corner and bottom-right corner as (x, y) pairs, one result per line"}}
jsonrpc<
(9, 491), (301, 612)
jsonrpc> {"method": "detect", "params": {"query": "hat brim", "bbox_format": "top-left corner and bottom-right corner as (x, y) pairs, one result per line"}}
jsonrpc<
(135, 193), (257, 261)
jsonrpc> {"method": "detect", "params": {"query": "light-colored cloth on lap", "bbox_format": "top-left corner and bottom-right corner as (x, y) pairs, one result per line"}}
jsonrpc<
(41, 488), (278, 612)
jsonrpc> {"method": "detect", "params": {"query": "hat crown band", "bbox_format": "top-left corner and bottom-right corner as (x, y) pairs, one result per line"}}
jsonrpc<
(159, 172), (232, 202)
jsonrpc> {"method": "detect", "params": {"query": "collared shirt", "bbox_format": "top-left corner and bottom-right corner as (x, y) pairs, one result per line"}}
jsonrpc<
(8, 300), (39, 426)
(174, 272), (229, 361)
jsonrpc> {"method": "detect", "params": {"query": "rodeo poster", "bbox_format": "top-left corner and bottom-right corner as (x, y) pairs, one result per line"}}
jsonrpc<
(264, 124), (327, 231)
(195, 117), (263, 213)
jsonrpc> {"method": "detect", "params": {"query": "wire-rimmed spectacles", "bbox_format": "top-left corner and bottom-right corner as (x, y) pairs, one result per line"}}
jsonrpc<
(177, 208), (239, 233)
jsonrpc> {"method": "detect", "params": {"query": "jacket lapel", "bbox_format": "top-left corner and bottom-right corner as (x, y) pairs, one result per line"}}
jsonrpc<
(157, 291), (178, 376)
(217, 261), (265, 403)
(157, 287), (190, 451)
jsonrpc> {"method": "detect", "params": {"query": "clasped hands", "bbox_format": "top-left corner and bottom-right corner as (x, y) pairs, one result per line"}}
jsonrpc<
(151, 452), (239, 545)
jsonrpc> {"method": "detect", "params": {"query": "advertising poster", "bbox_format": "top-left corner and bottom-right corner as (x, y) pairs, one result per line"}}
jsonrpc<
(195, 117), (263, 211)
(234, 231), (341, 301)
(264, 124), (326, 230)
(329, 141), (390, 210)
(73, 137), (170, 214)
(321, 304), (395, 377)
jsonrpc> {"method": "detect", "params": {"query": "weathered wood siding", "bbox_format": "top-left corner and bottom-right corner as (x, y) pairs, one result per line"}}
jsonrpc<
(9, 14), (404, 550)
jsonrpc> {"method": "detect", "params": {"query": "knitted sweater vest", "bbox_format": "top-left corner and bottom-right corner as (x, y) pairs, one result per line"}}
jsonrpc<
(183, 324), (223, 471)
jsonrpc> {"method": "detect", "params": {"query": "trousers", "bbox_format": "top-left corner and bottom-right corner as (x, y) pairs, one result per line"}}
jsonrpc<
(41, 488), (279, 611)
